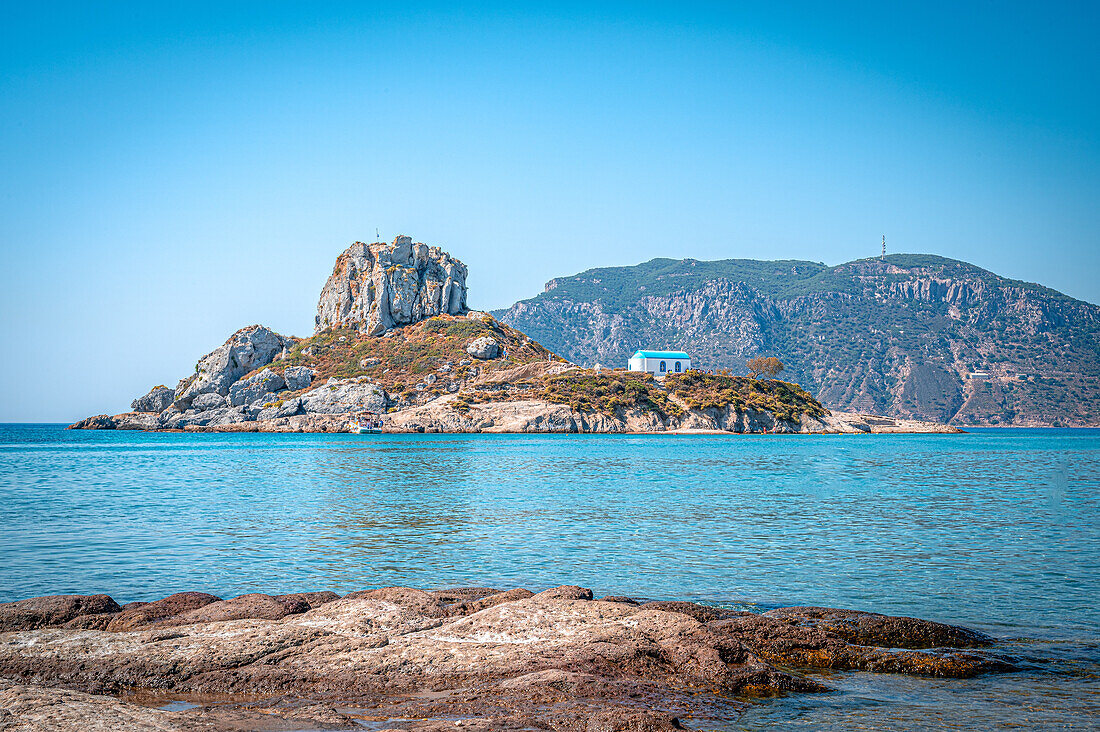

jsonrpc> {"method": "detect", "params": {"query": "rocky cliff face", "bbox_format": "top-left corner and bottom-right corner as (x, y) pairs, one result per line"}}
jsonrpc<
(315, 235), (468, 335)
(498, 254), (1100, 426)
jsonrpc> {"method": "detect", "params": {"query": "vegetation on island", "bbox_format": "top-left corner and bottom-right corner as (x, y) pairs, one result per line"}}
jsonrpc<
(235, 313), (826, 424)
(746, 356), (785, 379)
(665, 371), (827, 423)
(454, 370), (684, 419)
(245, 314), (561, 406)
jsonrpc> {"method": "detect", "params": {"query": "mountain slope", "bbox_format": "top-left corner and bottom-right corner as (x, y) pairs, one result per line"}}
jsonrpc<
(496, 254), (1100, 426)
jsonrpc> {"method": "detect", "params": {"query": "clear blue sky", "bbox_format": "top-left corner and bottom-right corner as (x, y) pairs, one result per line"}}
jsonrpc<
(2, 1), (1097, 422)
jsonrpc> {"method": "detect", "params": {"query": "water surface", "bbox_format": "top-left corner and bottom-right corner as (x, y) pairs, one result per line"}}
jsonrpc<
(1, 425), (1097, 728)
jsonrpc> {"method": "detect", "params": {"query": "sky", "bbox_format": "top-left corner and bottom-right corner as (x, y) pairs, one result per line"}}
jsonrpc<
(1, 1), (1098, 422)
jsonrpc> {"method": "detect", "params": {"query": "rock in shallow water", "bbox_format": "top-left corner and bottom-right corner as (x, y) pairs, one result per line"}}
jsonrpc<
(0, 594), (120, 631)
(0, 586), (1013, 730)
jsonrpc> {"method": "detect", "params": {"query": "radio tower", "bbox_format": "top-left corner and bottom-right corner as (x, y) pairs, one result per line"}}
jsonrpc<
(881, 234), (886, 260)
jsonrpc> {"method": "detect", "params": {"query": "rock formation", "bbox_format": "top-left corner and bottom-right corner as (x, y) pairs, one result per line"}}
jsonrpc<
(131, 385), (174, 413)
(0, 586), (1014, 730)
(315, 235), (468, 335)
(173, 325), (292, 409)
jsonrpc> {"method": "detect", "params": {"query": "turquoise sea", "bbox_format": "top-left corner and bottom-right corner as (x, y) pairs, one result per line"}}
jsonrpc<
(1, 424), (1097, 728)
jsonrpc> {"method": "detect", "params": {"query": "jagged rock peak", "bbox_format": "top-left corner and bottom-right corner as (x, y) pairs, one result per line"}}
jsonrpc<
(315, 235), (468, 335)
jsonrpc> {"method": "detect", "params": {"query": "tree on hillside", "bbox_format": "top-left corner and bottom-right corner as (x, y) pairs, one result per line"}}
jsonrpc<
(747, 356), (784, 379)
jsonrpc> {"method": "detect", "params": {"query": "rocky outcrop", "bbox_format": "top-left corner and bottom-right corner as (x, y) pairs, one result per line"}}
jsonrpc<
(300, 378), (387, 414)
(283, 365), (314, 390)
(173, 325), (291, 409)
(315, 236), (468, 335)
(227, 367), (284, 406)
(0, 586), (1012, 731)
(0, 594), (120, 632)
(466, 335), (500, 359)
(131, 385), (174, 413)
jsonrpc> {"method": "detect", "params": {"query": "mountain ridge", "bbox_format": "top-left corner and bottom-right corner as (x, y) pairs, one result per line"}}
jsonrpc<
(496, 253), (1100, 426)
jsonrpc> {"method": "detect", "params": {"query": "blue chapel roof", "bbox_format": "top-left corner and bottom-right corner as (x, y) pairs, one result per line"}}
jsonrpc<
(631, 350), (690, 359)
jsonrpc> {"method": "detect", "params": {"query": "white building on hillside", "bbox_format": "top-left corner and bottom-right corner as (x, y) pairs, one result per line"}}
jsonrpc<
(627, 350), (691, 376)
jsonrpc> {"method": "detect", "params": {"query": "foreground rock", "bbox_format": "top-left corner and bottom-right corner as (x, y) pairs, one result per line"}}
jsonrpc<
(0, 586), (1011, 730)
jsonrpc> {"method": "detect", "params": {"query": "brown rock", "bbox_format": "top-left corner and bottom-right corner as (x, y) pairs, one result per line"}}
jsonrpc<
(532, 585), (593, 600)
(161, 593), (311, 626)
(640, 600), (749, 623)
(66, 415), (116, 430)
(0, 587), (1011, 729)
(274, 591), (339, 610)
(448, 588), (534, 616)
(106, 592), (221, 631)
(0, 594), (120, 631)
(761, 606), (995, 648)
(430, 587), (502, 604)
(711, 612), (1011, 678)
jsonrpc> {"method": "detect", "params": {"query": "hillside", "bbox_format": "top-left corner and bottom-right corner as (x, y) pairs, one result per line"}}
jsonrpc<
(496, 254), (1100, 426)
(77, 236), (905, 435)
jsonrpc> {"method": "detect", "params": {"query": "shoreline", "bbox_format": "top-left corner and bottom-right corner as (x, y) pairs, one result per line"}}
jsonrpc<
(0, 585), (1014, 731)
(67, 406), (964, 435)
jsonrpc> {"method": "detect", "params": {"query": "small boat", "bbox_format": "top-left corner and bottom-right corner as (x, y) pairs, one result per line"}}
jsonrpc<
(349, 412), (384, 434)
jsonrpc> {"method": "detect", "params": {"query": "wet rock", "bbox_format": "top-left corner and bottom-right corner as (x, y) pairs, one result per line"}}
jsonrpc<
(640, 601), (749, 623)
(710, 611), (1011, 678)
(0, 594), (120, 631)
(430, 587), (502, 604)
(274, 591), (339, 610)
(131, 385), (175, 413)
(761, 606), (995, 648)
(447, 588), (534, 616)
(105, 592), (222, 631)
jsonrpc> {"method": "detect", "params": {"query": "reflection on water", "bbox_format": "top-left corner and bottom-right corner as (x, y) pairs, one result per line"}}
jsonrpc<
(1, 426), (1098, 727)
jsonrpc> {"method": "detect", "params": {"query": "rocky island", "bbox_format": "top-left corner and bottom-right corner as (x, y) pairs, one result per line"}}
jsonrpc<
(0, 585), (1014, 730)
(70, 236), (957, 435)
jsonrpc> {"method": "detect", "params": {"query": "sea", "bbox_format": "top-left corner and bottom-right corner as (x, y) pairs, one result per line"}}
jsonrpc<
(0, 424), (1097, 729)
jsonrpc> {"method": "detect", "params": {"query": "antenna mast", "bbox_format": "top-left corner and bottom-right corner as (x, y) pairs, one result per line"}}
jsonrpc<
(376, 227), (380, 242)
(881, 234), (886, 260)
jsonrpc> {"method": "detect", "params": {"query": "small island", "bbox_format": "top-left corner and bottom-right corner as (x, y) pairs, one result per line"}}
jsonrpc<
(70, 236), (959, 436)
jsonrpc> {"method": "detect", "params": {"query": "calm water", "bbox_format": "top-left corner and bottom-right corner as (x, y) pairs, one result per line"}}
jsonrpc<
(1, 425), (1097, 728)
